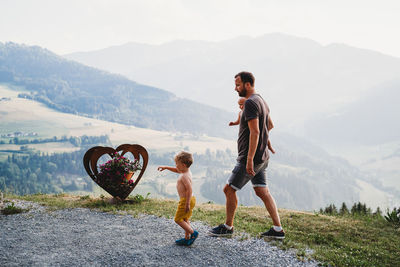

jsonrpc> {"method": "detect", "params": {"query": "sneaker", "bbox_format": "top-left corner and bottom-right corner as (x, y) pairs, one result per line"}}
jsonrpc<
(186, 230), (199, 245)
(175, 238), (187, 246)
(208, 224), (233, 237)
(260, 227), (285, 239)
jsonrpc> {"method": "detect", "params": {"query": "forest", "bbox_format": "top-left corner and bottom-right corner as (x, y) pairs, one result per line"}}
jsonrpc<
(0, 135), (110, 195)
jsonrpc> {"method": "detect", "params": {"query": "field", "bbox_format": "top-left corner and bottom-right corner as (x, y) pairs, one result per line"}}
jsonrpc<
(0, 83), (235, 203)
(0, 84), (236, 154)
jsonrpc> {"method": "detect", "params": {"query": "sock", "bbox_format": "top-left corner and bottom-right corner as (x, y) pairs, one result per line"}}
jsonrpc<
(224, 224), (233, 230)
(273, 225), (283, 232)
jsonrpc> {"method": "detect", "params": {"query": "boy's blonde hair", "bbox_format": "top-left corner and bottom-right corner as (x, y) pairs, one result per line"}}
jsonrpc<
(175, 151), (193, 168)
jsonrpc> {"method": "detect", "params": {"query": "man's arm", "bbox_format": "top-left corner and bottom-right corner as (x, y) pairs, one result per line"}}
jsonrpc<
(246, 118), (260, 176)
(157, 166), (179, 173)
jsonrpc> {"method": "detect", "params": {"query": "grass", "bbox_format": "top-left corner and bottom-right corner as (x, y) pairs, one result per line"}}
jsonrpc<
(4, 193), (400, 266)
(1, 202), (26, 215)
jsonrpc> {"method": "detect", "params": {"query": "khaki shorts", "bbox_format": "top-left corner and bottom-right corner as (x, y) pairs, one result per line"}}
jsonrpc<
(174, 196), (196, 222)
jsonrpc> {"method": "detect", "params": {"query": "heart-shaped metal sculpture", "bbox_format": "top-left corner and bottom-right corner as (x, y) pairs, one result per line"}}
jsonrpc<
(83, 144), (149, 200)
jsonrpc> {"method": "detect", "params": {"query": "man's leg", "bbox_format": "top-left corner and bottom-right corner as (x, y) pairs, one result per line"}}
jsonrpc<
(223, 184), (238, 227)
(253, 186), (281, 227)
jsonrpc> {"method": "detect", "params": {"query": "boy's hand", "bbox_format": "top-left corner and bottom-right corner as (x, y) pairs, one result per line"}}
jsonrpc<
(157, 166), (165, 171)
(185, 203), (190, 213)
(268, 139), (275, 154)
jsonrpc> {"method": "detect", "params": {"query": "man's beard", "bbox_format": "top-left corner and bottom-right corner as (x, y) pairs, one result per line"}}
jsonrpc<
(238, 88), (247, 97)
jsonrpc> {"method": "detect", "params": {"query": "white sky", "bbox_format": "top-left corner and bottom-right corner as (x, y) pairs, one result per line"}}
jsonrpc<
(1, 0), (400, 57)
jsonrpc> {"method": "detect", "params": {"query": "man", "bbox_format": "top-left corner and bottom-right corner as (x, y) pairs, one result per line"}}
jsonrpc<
(209, 71), (284, 239)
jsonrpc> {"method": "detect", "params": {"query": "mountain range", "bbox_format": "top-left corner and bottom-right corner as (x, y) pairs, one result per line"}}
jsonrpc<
(66, 33), (400, 138)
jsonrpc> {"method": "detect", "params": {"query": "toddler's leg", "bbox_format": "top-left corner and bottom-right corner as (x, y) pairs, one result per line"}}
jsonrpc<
(176, 219), (194, 239)
(184, 219), (191, 239)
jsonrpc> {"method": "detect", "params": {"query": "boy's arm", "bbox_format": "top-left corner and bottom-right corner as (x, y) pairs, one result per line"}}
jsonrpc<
(267, 115), (274, 131)
(157, 166), (179, 173)
(267, 115), (275, 153)
(229, 112), (241, 126)
(181, 175), (193, 212)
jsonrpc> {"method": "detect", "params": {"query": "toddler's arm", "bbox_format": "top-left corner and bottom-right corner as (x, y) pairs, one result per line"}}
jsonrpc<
(267, 116), (274, 131)
(267, 139), (275, 154)
(157, 166), (179, 173)
(229, 112), (241, 126)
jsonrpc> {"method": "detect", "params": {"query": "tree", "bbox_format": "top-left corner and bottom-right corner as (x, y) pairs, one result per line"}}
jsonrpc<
(339, 202), (349, 215)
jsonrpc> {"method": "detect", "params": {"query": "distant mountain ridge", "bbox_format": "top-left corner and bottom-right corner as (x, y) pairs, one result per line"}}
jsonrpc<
(0, 42), (235, 139)
(65, 33), (400, 129)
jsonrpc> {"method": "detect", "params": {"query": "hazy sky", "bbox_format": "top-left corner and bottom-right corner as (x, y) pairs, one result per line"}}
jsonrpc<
(1, 0), (400, 57)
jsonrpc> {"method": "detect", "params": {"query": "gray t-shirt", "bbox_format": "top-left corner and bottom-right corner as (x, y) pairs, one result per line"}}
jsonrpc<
(237, 94), (270, 164)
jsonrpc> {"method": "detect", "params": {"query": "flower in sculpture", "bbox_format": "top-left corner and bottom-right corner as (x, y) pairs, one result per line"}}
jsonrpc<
(98, 152), (142, 186)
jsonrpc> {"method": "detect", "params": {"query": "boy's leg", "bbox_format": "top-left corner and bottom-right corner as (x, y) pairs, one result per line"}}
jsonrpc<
(176, 220), (194, 239)
(184, 219), (190, 239)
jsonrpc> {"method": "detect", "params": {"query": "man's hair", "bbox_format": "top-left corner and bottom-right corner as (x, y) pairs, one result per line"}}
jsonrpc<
(235, 71), (255, 87)
(175, 151), (193, 168)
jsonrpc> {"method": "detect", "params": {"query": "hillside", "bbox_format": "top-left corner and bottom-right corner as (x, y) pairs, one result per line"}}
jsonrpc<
(2, 83), (399, 210)
(0, 42), (235, 139)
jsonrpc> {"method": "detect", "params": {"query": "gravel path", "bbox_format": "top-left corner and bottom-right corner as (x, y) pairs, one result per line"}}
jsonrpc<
(0, 200), (319, 267)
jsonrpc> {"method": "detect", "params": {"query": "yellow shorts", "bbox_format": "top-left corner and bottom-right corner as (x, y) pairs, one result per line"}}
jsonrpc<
(174, 196), (196, 222)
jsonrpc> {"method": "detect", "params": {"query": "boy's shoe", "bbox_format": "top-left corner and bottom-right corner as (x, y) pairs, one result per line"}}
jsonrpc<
(175, 238), (187, 245)
(260, 227), (285, 239)
(208, 224), (233, 237)
(186, 230), (199, 245)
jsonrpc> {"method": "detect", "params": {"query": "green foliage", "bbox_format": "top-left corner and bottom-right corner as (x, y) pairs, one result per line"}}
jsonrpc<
(4, 135), (111, 147)
(320, 202), (378, 217)
(1, 202), (25, 215)
(0, 135), (113, 195)
(0, 149), (89, 195)
(351, 202), (372, 215)
(129, 192), (150, 204)
(339, 202), (349, 215)
(384, 207), (400, 225)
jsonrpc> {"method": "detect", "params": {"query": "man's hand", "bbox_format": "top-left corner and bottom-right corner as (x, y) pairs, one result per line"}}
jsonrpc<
(246, 159), (255, 176)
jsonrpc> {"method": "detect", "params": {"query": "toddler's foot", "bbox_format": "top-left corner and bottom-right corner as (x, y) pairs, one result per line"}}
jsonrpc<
(175, 238), (187, 246)
(186, 230), (199, 246)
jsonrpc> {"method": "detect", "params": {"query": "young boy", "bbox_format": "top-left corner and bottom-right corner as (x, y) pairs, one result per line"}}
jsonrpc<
(157, 151), (198, 246)
(229, 97), (246, 126)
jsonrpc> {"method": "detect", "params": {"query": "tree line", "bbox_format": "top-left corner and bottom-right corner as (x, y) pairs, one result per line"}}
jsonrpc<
(0, 135), (110, 146)
(0, 149), (90, 195)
